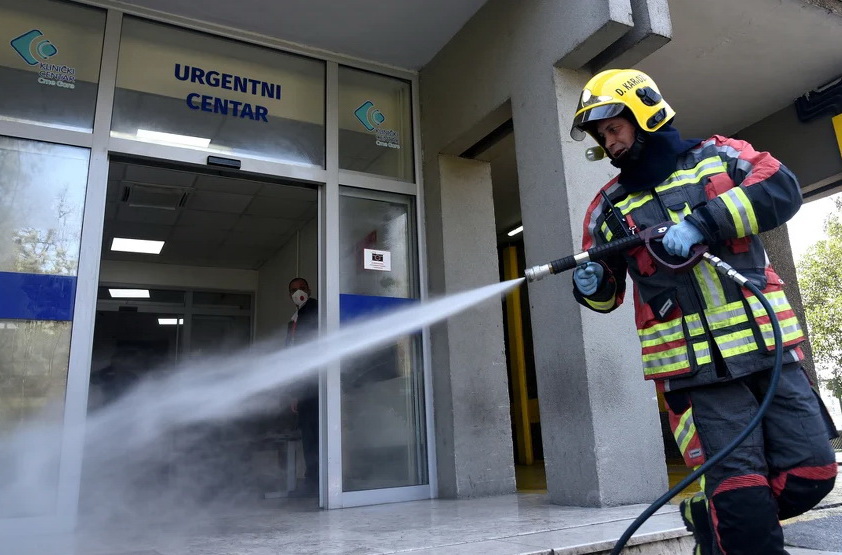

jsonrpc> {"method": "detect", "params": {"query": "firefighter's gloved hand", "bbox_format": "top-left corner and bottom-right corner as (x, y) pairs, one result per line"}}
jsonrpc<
(662, 220), (704, 258)
(574, 262), (603, 295)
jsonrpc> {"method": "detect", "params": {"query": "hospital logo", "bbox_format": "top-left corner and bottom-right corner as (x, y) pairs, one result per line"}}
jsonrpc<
(10, 29), (57, 65)
(9, 28), (76, 90)
(354, 100), (385, 131)
(354, 100), (400, 150)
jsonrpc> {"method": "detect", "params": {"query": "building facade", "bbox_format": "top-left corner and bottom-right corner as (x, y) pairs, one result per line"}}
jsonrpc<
(0, 0), (840, 537)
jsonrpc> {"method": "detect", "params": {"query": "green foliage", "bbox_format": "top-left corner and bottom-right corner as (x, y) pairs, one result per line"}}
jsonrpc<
(798, 197), (842, 400)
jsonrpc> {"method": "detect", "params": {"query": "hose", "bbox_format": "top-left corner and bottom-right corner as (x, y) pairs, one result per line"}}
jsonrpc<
(609, 251), (784, 554)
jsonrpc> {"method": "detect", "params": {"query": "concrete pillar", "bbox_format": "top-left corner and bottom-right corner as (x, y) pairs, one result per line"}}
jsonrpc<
(762, 224), (816, 381)
(427, 155), (516, 498)
(512, 68), (667, 506)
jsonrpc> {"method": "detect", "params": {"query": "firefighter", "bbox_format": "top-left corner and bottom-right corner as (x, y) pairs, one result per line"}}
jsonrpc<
(570, 68), (837, 554)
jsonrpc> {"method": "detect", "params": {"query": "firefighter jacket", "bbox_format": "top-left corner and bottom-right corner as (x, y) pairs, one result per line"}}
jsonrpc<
(575, 135), (806, 390)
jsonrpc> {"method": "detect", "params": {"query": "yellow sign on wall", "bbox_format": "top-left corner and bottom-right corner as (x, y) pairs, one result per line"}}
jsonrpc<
(833, 113), (842, 160)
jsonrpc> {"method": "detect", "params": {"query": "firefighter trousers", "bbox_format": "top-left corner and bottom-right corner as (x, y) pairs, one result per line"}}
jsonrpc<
(666, 363), (838, 554)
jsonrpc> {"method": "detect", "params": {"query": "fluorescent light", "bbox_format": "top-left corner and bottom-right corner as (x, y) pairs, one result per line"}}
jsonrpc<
(136, 129), (211, 148)
(111, 237), (165, 254)
(507, 225), (523, 237)
(109, 288), (150, 299)
(158, 318), (184, 326)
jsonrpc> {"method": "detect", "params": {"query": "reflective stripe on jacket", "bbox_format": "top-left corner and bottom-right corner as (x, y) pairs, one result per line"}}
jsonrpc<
(575, 135), (805, 389)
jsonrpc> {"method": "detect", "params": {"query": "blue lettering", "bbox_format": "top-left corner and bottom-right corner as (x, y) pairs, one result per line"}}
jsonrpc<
(276, 84), (282, 99)
(213, 97), (228, 115)
(174, 63), (189, 81)
(221, 73), (232, 90)
(229, 99), (242, 116)
(261, 82), (275, 99)
(186, 93), (200, 109)
(233, 76), (247, 93)
(255, 105), (269, 122)
(241, 103), (254, 120)
(191, 66), (206, 85)
(249, 79), (259, 95)
(205, 70), (220, 87)
(200, 95), (213, 112)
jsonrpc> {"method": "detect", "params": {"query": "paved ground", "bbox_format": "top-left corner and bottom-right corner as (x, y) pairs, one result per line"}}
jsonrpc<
(2, 459), (839, 554)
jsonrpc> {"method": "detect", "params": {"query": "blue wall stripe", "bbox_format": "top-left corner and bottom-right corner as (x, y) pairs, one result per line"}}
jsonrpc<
(339, 293), (417, 324)
(0, 271), (77, 321)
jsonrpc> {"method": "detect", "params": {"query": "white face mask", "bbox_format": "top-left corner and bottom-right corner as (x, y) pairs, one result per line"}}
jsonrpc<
(291, 289), (309, 307)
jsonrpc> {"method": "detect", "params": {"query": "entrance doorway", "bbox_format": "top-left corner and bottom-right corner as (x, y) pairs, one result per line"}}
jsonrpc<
(80, 158), (319, 523)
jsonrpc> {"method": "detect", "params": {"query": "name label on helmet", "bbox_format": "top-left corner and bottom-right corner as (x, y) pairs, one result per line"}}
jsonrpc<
(614, 74), (649, 96)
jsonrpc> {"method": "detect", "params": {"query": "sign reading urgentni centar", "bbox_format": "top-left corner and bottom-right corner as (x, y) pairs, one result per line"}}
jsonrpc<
(175, 63), (282, 122)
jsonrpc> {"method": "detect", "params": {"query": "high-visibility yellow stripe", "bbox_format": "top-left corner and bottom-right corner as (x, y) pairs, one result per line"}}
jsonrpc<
(685, 314), (705, 337)
(675, 409), (695, 452)
(693, 259), (727, 308)
(640, 329), (685, 348)
(643, 358), (691, 376)
(720, 192), (746, 237)
(759, 317), (804, 347)
(680, 422), (696, 453)
(693, 341), (711, 365)
(705, 302), (748, 330)
(642, 345), (687, 363)
(730, 187), (759, 235)
(616, 191), (654, 213)
(655, 157), (727, 193)
(639, 317), (684, 337)
(601, 221), (614, 242)
(585, 296), (615, 311)
(716, 328), (758, 357)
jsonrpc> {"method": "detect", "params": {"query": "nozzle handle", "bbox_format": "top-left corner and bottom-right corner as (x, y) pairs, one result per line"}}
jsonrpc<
(526, 234), (643, 282)
(582, 234), (643, 264)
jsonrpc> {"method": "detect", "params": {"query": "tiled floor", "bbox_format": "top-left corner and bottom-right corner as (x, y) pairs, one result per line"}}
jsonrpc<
(67, 494), (686, 555)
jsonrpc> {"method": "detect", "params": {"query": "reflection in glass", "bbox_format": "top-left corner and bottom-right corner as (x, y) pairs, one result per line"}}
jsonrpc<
(0, 138), (88, 275)
(112, 17), (326, 167)
(0, 137), (89, 517)
(339, 67), (414, 181)
(339, 189), (426, 491)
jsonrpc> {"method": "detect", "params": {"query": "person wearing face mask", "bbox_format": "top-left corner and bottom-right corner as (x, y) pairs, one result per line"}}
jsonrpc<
(285, 277), (319, 497)
(570, 69), (837, 554)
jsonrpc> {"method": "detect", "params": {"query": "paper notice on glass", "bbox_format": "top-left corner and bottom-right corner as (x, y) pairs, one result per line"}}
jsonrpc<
(364, 248), (391, 271)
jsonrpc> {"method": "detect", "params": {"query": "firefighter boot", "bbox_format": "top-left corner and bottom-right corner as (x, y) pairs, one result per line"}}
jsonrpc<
(680, 492), (719, 555)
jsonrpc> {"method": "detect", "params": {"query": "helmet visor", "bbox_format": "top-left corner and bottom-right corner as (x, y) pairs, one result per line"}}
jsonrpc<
(570, 103), (625, 141)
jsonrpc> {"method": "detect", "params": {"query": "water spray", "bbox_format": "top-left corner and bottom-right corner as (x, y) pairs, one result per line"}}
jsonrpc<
(524, 221), (784, 554)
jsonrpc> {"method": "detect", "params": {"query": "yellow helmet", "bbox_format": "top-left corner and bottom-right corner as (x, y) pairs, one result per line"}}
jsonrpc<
(570, 69), (675, 141)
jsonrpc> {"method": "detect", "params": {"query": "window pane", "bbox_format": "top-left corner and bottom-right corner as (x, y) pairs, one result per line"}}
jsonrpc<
(0, 137), (88, 276)
(0, 0), (105, 132)
(0, 137), (89, 516)
(0, 320), (72, 517)
(112, 17), (325, 167)
(339, 67), (413, 181)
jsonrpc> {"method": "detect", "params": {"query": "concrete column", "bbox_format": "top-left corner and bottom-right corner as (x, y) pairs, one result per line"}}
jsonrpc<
(762, 224), (816, 381)
(512, 68), (667, 506)
(427, 155), (516, 498)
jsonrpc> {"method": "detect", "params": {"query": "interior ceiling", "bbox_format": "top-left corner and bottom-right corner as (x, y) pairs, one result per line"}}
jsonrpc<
(103, 162), (317, 270)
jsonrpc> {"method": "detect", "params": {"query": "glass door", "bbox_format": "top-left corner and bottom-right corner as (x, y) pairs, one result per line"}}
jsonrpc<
(0, 137), (91, 527)
(337, 187), (427, 499)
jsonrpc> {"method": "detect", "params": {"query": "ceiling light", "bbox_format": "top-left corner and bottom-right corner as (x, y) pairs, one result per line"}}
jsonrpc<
(158, 318), (184, 326)
(108, 288), (150, 299)
(136, 129), (211, 148)
(111, 237), (165, 254)
(507, 225), (523, 237)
